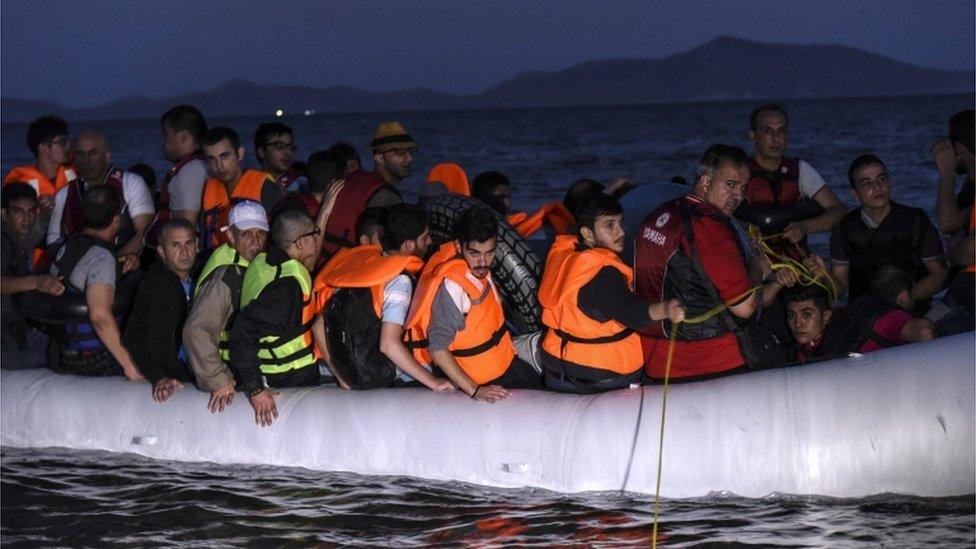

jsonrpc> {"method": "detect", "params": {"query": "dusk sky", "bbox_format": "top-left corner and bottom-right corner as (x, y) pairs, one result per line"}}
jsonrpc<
(2, 0), (973, 108)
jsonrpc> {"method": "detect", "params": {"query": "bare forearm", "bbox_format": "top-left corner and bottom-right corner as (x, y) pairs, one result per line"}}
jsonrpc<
(914, 270), (948, 301)
(948, 234), (975, 267)
(382, 337), (440, 389)
(91, 313), (136, 370)
(1, 275), (40, 294)
(430, 348), (476, 395)
(803, 205), (845, 234)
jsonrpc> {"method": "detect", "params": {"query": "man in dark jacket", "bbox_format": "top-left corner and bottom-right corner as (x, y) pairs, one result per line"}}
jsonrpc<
(124, 218), (198, 402)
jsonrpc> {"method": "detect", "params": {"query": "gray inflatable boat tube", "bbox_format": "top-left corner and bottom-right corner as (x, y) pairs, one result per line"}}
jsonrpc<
(2, 334), (972, 498)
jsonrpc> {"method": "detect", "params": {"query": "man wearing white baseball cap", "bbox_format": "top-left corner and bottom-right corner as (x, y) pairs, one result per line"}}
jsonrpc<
(183, 200), (268, 413)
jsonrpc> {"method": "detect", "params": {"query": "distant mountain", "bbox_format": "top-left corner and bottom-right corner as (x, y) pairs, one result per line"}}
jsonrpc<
(3, 36), (972, 122)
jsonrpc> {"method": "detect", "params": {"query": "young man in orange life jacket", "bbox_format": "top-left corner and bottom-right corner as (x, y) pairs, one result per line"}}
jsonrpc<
(314, 204), (455, 392)
(4, 115), (76, 211)
(199, 126), (283, 251)
(405, 207), (542, 403)
(538, 193), (686, 393)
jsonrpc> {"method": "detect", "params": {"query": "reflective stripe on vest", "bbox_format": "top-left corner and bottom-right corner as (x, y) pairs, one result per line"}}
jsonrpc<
(538, 235), (643, 375)
(195, 243), (250, 363)
(240, 252), (316, 375)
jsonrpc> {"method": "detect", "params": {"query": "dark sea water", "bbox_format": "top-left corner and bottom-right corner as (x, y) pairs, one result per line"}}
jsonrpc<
(2, 94), (975, 546)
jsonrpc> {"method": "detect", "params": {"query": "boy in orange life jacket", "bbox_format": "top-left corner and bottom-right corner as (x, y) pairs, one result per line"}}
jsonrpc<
(405, 207), (541, 402)
(314, 204), (455, 391)
(539, 194), (685, 393)
(4, 115), (74, 213)
(200, 127), (283, 250)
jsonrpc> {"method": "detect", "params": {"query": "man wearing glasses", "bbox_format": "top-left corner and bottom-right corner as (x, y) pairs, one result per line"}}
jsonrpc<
(229, 183), (342, 428)
(254, 122), (306, 193)
(4, 115), (77, 210)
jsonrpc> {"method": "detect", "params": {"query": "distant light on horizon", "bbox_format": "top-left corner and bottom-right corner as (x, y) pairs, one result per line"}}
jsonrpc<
(304, 109), (313, 116)
(275, 109), (283, 117)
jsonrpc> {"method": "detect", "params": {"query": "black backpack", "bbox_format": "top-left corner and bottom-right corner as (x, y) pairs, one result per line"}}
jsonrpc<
(323, 287), (397, 389)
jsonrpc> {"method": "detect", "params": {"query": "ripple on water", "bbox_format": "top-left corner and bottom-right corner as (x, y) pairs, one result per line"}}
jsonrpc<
(2, 448), (973, 547)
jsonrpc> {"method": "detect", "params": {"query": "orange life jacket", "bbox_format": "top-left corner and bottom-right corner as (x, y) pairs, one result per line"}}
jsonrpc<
(4, 165), (77, 196)
(426, 163), (470, 196)
(539, 235), (643, 375)
(404, 251), (515, 384)
(508, 201), (575, 238)
(199, 169), (272, 249)
(313, 244), (424, 317)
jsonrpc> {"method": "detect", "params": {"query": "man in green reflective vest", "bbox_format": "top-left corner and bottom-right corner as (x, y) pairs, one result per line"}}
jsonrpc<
(229, 196), (338, 426)
(184, 201), (268, 414)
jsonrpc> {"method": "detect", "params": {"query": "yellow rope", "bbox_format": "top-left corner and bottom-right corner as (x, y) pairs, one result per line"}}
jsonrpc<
(651, 284), (760, 548)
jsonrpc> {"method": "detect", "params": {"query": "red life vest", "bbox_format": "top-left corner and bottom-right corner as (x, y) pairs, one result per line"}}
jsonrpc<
(745, 157), (801, 206)
(275, 168), (303, 191)
(61, 167), (126, 238)
(4, 165), (77, 197)
(323, 170), (399, 256)
(146, 155), (202, 248)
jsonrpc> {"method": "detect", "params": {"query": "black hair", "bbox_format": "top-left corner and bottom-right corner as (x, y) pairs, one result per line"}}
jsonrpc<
(159, 217), (198, 244)
(949, 109), (975, 154)
(325, 142), (362, 174)
(847, 154), (886, 188)
(575, 192), (623, 238)
(779, 284), (831, 312)
(1, 182), (38, 209)
(454, 206), (497, 245)
(472, 171), (511, 200)
(306, 149), (347, 195)
(271, 209), (312, 250)
(127, 163), (157, 190)
(254, 122), (293, 160)
(26, 115), (69, 157)
(870, 265), (914, 302)
(355, 207), (386, 242)
(160, 105), (207, 146)
(563, 178), (604, 219)
(203, 126), (242, 151)
(83, 185), (122, 230)
(749, 103), (789, 131)
(381, 203), (428, 252)
(697, 144), (750, 181)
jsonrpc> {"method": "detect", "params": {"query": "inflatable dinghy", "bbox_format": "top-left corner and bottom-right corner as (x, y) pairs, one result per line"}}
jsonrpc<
(3, 334), (972, 498)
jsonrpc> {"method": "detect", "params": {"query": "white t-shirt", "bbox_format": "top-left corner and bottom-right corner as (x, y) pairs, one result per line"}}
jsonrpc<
(167, 158), (209, 212)
(797, 160), (828, 199)
(47, 171), (155, 245)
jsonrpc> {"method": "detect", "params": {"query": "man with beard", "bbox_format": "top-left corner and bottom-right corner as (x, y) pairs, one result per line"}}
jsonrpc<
(404, 207), (542, 402)
(538, 193), (685, 393)
(48, 130), (155, 264)
(635, 144), (789, 380)
(254, 122), (305, 193)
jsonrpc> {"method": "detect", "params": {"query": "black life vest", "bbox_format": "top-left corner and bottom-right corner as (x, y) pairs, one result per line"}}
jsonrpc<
(655, 198), (746, 341)
(818, 293), (904, 358)
(323, 286), (398, 389)
(837, 203), (928, 301)
(51, 234), (121, 351)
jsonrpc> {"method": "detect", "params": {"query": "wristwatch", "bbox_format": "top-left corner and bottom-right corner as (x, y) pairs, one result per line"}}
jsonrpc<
(248, 387), (265, 398)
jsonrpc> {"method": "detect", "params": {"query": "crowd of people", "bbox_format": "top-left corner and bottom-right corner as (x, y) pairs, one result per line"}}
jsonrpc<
(1, 103), (972, 426)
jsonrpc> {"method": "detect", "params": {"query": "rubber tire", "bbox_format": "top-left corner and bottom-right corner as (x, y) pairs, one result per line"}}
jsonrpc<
(422, 194), (543, 334)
